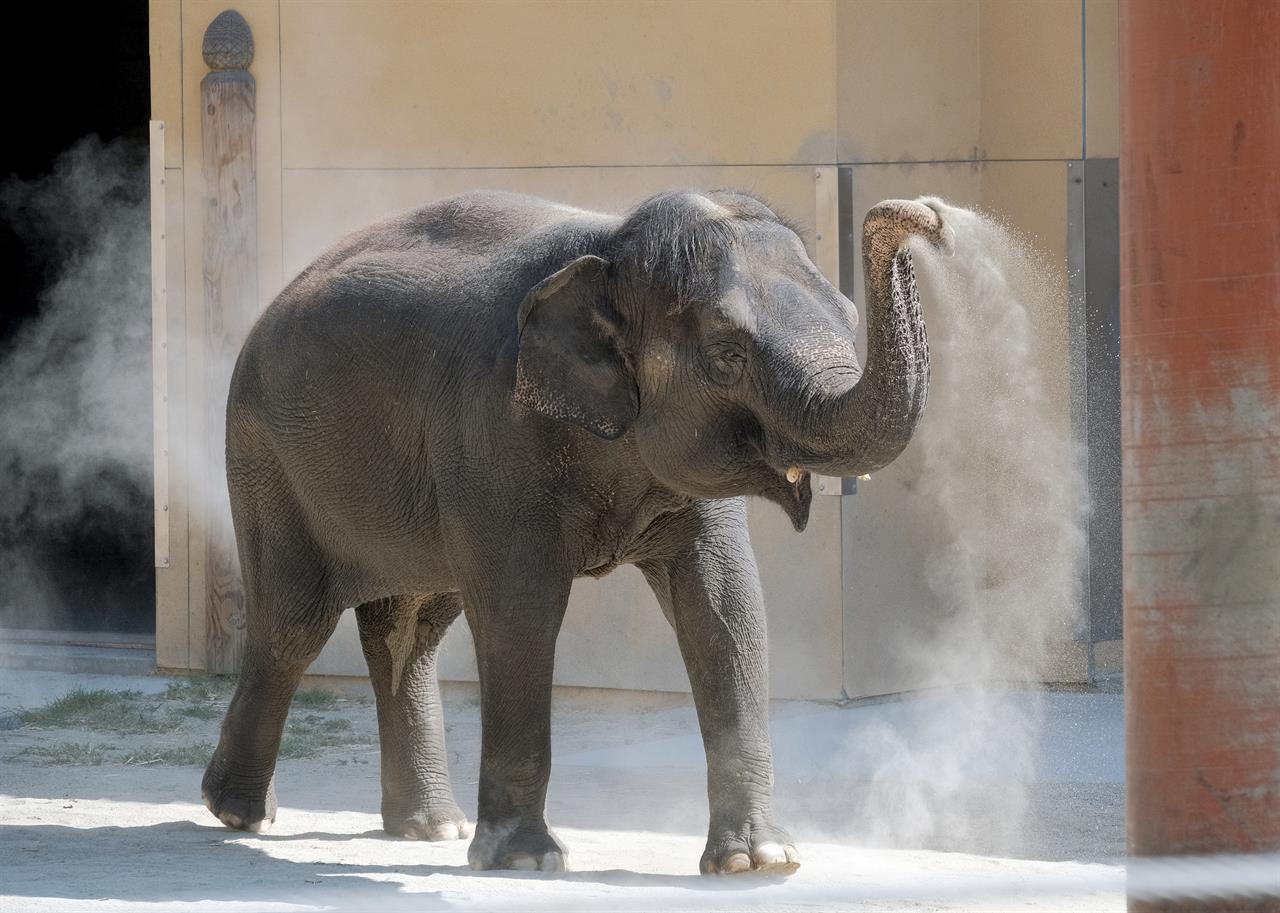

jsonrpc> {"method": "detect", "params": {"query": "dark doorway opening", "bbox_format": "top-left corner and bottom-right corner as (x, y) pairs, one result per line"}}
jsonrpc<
(0, 1), (153, 635)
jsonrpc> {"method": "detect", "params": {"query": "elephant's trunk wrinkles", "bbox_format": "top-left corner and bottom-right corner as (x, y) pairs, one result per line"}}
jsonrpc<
(795, 199), (951, 478)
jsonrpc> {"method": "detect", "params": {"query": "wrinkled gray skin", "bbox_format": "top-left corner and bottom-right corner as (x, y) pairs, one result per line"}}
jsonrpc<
(202, 189), (950, 875)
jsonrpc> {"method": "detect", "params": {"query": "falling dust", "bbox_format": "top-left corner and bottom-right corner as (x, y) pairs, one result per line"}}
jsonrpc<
(828, 200), (1090, 855)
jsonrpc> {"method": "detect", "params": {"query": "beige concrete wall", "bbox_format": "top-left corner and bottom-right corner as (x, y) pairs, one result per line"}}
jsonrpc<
(978, 0), (1083, 160)
(836, 0), (1099, 164)
(836, 0), (981, 163)
(280, 0), (837, 169)
(1085, 0), (1120, 157)
(152, 0), (1117, 698)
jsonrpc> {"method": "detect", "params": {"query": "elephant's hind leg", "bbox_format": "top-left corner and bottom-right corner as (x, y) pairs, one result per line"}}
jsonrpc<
(356, 593), (470, 841)
(202, 510), (343, 833)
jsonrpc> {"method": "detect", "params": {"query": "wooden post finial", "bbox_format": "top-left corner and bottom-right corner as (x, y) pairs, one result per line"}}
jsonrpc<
(202, 9), (254, 71)
(201, 6), (258, 672)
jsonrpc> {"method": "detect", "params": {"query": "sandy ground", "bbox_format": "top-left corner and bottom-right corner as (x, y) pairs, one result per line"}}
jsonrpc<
(0, 669), (1126, 912)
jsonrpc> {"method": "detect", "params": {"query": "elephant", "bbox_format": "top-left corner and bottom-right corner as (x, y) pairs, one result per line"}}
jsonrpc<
(200, 188), (951, 875)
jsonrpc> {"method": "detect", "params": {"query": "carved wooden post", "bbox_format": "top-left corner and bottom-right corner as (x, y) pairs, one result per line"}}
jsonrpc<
(201, 10), (257, 673)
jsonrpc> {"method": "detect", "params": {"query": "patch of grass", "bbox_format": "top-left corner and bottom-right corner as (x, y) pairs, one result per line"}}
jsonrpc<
(159, 676), (235, 726)
(20, 688), (142, 724)
(290, 713), (325, 730)
(169, 703), (222, 721)
(277, 732), (324, 759)
(291, 689), (342, 710)
(163, 675), (237, 704)
(278, 713), (371, 759)
(16, 741), (112, 766)
(20, 689), (178, 734)
(122, 742), (215, 767)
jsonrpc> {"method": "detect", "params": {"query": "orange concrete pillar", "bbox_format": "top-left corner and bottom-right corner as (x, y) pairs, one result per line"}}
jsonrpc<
(1121, 1), (1280, 910)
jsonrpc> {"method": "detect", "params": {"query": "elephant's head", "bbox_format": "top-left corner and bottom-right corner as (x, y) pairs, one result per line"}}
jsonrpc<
(514, 191), (952, 531)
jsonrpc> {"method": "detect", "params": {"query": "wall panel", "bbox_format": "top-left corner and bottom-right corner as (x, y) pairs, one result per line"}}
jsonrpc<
(280, 0), (837, 170)
(149, 0), (184, 164)
(978, 0), (1083, 160)
(836, 0), (980, 164)
(1085, 0), (1120, 158)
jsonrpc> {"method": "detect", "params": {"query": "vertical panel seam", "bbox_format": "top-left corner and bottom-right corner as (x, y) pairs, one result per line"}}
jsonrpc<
(278, 0), (285, 288)
(177, 0), (185, 165)
(1082, 0), (1088, 160)
(179, 0), (190, 670)
(830, 0), (839, 166)
(834, 491), (844, 696)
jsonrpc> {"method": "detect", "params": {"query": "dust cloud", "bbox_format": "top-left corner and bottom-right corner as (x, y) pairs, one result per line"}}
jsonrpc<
(0, 137), (154, 632)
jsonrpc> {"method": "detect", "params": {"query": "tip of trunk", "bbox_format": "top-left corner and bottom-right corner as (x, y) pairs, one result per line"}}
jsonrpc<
(863, 199), (955, 266)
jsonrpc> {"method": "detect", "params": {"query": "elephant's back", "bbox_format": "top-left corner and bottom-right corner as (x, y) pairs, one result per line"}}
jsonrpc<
(226, 190), (615, 462)
(286, 191), (614, 296)
(256, 191), (613, 341)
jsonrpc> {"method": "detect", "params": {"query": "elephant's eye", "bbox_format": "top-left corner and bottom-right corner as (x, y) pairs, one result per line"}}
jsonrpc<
(703, 342), (745, 386)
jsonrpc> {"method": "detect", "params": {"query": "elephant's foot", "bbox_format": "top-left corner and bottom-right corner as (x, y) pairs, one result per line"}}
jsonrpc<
(384, 797), (473, 841)
(700, 816), (800, 876)
(467, 819), (568, 872)
(201, 752), (277, 833)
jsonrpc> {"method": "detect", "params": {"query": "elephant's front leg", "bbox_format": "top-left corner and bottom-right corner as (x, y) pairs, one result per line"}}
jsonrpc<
(640, 499), (800, 876)
(464, 576), (572, 872)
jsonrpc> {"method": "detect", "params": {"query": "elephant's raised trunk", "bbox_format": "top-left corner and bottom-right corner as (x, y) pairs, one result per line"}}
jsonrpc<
(797, 199), (952, 477)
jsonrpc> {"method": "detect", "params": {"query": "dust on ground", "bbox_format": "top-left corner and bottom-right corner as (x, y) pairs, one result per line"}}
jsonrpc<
(1, 669), (1125, 912)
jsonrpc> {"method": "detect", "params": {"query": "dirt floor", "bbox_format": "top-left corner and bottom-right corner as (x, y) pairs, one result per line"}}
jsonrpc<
(0, 669), (1126, 911)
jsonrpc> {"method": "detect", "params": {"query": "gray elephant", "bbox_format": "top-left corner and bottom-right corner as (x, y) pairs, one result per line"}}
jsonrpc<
(201, 189), (949, 874)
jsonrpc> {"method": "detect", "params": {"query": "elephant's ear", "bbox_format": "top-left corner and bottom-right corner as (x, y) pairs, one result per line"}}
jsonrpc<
(514, 254), (638, 440)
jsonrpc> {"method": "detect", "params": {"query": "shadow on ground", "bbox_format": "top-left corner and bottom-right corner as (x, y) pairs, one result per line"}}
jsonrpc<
(1, 819), (790, 909)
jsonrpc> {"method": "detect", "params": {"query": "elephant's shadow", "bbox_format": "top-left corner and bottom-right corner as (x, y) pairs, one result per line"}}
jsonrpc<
(1, 820), (780, 908)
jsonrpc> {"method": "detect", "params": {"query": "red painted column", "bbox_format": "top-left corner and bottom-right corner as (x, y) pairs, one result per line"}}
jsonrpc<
(1121, 1), (1280, 910)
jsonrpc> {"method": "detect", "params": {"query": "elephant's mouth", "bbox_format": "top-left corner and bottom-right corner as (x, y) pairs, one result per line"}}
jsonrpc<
(762, 461), (812, 532)
(673, 414), (812, 532)
(744, 424), (813, 531)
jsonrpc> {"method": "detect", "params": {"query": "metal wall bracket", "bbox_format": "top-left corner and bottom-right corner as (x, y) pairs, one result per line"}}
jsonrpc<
(815, 476), (858, 496)
(1068, 158), (1122, 649)
(813, 165), (853, 496)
